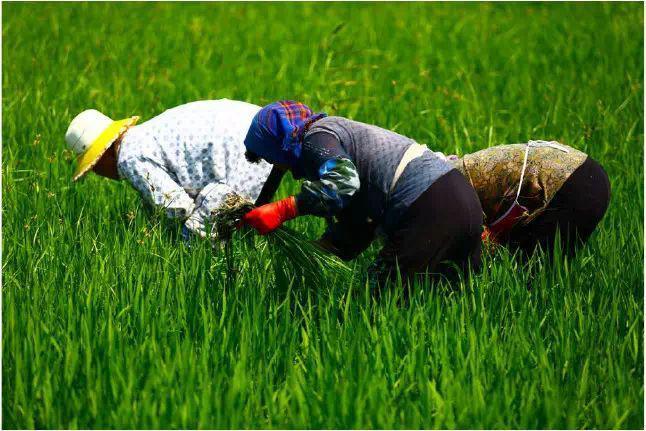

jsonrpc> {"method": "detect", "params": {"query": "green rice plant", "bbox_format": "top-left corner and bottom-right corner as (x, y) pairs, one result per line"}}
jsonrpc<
(212, 193), (351, 287)
(2, 2), (643, 428)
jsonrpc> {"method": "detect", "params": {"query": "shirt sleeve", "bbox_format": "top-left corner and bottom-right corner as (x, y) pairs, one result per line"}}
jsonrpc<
(296, 132), (360, 217)
(119, 156), (196, 220)
(255, 166), (286, 206)
(184, 182), (236, 239)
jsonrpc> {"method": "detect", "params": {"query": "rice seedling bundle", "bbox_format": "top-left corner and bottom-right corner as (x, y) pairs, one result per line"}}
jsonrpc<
(211, 193), (350, 285)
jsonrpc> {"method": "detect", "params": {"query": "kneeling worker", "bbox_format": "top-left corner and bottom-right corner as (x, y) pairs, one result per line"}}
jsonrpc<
(450, 141), (611, 258)
(241, 101), (484, 287)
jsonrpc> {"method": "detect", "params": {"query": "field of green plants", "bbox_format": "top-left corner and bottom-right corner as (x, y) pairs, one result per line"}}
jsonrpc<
(2, 2), (643, 429)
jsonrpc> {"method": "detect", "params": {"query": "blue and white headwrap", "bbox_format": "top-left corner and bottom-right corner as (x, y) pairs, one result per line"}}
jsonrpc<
(244, 101), (327, 169)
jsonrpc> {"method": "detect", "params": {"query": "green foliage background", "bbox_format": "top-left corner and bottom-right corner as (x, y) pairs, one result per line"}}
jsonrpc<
(2, 2), (643, 428)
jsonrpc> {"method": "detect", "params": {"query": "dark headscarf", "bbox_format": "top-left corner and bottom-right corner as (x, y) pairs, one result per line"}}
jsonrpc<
(244, 101), (327, 169)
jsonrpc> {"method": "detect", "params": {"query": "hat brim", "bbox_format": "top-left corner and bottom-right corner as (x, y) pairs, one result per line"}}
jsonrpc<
(73, 116), (139, 181)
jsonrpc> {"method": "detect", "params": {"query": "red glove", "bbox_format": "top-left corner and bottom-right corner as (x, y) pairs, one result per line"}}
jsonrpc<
(481, 226), (499, 255)
(481, 226), (492, 242)
(242, 196), (299, 235)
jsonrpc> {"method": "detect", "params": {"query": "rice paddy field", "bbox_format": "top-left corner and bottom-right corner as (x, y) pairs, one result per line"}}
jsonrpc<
(2, 2), (644, 429)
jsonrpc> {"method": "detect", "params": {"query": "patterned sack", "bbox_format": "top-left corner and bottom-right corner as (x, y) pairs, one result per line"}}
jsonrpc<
(484, 141), (569, 242)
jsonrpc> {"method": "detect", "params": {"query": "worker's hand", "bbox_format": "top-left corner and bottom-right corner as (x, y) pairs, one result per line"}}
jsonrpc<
(481, 226), (501, 255)
(481, 226), (493, 242)
(242, 196), (298, 235)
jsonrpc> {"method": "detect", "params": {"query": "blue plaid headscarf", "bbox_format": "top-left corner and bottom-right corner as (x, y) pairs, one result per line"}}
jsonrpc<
(244, 101), (327, 169)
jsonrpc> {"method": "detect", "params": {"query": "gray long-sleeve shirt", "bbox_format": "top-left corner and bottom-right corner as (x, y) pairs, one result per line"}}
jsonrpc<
(297, 116), (453, 240)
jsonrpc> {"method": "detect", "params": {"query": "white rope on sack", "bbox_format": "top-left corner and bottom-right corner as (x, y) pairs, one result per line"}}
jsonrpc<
(515, 140), (570, 204)
(488, 140), (570, 229)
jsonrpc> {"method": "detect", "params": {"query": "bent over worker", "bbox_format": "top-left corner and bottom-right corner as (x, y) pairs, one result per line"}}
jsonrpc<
(64, 99), (284, 240)
(241, 101), (483, 286)
(451, 141), (611, 258)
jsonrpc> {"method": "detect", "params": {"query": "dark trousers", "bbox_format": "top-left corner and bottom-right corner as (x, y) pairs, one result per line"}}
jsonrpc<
(505, 157), (611, 258)
(372, 169), (484, 286)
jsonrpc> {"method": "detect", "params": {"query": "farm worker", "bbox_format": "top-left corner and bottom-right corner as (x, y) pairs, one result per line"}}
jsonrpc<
(450, 141), (610, 257)
(64, 99), (284, 239)
(241, 101), (484, 286)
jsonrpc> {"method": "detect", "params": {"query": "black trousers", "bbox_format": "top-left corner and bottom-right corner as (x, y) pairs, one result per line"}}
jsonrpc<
(373, 169), (484, 286)
(505, 157), (611, 258)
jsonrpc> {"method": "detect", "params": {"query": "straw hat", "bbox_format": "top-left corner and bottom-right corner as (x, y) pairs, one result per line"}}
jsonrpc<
(65, 109), (139, 181)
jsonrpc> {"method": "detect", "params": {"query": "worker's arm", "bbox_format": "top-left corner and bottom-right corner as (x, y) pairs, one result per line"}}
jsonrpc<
(295, 132), (360, 217)
(119, 156), (196, 220)
(122, 159), (244, 240)
(254, 166), (286, 206)
(183, 182), (240, 239)
(242, 132), (360, 235)
(317, 215), (377, 261)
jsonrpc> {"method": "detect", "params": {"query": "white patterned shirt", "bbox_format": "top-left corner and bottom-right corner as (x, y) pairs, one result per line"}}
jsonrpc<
(117, 99), (272, 238)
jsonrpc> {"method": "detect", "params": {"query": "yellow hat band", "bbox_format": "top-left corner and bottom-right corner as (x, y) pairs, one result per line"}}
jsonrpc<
(73, 116), (139, 181)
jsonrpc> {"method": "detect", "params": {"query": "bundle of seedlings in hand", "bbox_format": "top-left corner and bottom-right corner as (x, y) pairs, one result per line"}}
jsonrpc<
(211, 193), (350, 285)
(210, 193), (255, 241)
